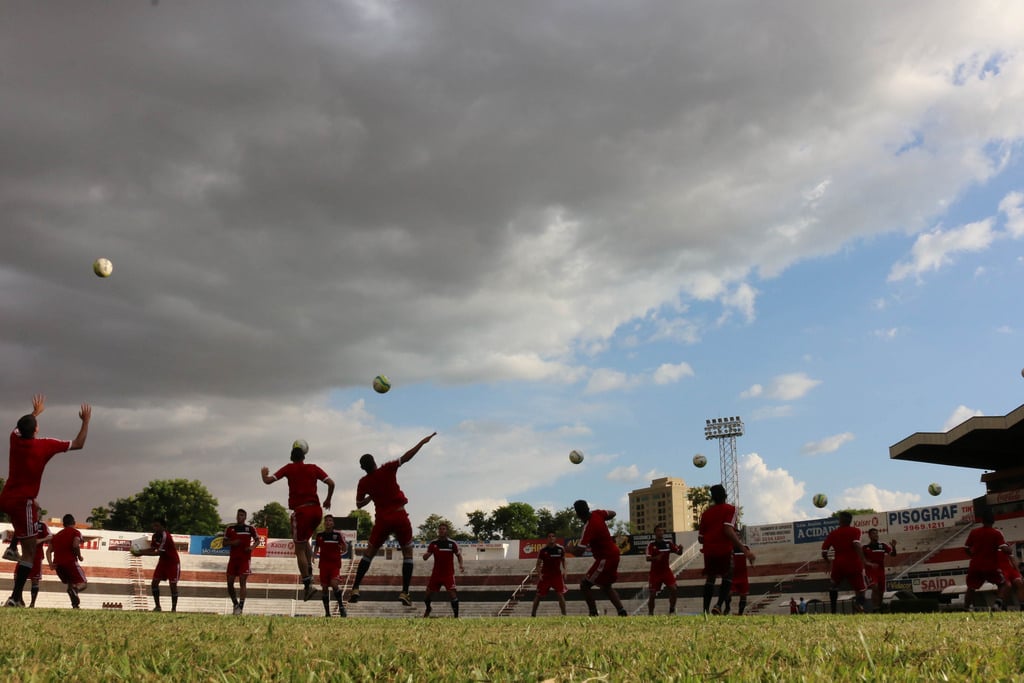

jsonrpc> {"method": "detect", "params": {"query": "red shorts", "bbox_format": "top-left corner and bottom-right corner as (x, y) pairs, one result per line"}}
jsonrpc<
(291, 505), (323, 543)
(648, 569), (677, 591)
(702, 553), (732, 579)
(966, 568), (1006, 590)
(152, 559), (180, 584)
(867, 567), (886, 591)
(0, 497), (38, 539)
(226, 555), (252, 577)
(584, 554), (620, 587)
(56, 562), (87, 586)
(427, 573), (457, 593)
(830, 564), (867, 592)
(536, 574), (568, 597)
(368, 508), (413, 549)
(731, 576), (749, 596)
(319, 562), (341, 588)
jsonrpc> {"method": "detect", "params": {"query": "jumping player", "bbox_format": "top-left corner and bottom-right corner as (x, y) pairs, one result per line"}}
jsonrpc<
(1, 394), (90, 607)
(699, 484), (755, 615)
(422, 522), (463, 618)
(224, 508), (261, 615)
(136, 517), (181, 612)
(46, 514), (86, 608)
(16, 520), (51, 608)
(963, 508), (1009, 612)
(531, 532), (568, 617)
(864, 528), (897, 612)
(313, 514), (348, 617)
(821, 511), (874, 614)
(261, 441), (335, 601)
(348, 432), (437, 607)
(646, 525), (682, 615)
(574, 499), (628, 617)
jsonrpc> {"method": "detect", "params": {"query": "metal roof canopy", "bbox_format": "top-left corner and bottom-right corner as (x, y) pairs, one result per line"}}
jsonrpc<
(889, 404), (1024, 471)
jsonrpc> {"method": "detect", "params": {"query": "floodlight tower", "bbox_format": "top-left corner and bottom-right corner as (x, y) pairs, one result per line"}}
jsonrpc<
(704, 416), (745, 508)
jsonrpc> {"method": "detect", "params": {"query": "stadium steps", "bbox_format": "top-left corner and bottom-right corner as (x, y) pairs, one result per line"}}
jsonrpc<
(128, 553), (149, 611)
(628, 542), (703, 616)
(745, 558), (818, 615)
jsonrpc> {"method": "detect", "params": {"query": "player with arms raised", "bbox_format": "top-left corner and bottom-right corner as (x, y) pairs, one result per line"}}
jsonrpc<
(348, 432), (437, 607)
(646, 524), (683, 615)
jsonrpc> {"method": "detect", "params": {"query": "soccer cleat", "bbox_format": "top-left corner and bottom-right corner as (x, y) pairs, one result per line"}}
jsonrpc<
(399, 592), (412, 607)
(303, 585), (318, 602)
(710, 606), (722, 616)
(152, 606), (162, 612)
(4, 598), (25, 608)
(588, 611), (599, 617)
(617, 609), (628, 617)
(339, 606), (347, 618)
(2, 546), (19, 562)
(348, 588), (359, 603)
(423, 604), (432, 618)
(232, 605), (242, 616)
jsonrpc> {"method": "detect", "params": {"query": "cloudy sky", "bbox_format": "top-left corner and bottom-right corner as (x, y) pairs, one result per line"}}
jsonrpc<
(3, 1), (1023, 533)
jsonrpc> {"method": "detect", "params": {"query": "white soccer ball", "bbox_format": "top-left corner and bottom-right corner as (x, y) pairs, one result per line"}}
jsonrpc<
(812, 493), (828, 508)
(93, 258), (113, 278)
(569, 449), (584, 465)
(928, 482), (942, 496)
(129, 537), (149, 556)
(693, 454), (707, 468)
(372, 375), (391, 394)
(292, 439), (309, 455)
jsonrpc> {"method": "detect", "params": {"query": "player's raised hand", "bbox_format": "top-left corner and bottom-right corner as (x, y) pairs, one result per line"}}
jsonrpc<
(32, 394), (46, 416)
(79, 404), (92, 421)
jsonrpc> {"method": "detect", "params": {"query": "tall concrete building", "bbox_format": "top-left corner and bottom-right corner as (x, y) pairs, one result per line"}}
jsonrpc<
(628, 477), (696, 533)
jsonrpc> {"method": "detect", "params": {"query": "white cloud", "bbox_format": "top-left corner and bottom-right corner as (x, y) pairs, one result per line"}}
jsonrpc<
(873, 328), (900, 340)
(888, 218), (997, 281)
(606, 465), (641, 482)
(751, 405), (794, 420)
(764, 372), (823, 401)
(719, 282), (758, 324)
(942, 405), (984, 431)
(802, 432), (855, 455)
(739, 454), (808, 525)
(584, 368), (637, 394)
(741, 384), (764, 399)
(835, 483), (920, 512)
(652, 361), (695, 385)
(1000, 190), (1024, 238)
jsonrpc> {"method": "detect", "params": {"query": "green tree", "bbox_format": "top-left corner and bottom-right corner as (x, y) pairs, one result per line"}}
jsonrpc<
(466, 510), (496, 542)
(490, 502), (539, 540)
(86, 505), (110, 529)
(831, 509), (875, 518)
(99, 479), (221, 535)
(536, 506), (584, 538)
(417, 513), (456, 541)
(687, 485), (712, 530)
(346, 509), (373, 541)
(611, 519), (636, 537)
(252, 502), (291, 539)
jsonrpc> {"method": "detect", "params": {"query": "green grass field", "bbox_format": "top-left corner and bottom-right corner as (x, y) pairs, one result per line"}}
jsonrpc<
(1, 611), (1023, 681)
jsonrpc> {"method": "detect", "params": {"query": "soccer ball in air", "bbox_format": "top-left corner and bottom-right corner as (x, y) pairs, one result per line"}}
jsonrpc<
(569, 450), (584, 465)
(928, 482), (942, 496)
(693, 454), (707, 468)
(292, 439), (309, 455)
(129, 537), (149, 556)
(812, 493), (828, 508)
(372, 375), (391, 394)
(93, 258), (113, 278)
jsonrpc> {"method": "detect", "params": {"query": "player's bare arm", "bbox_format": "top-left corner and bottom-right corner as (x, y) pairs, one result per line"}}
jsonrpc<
(322, 477), (335, 510)
(356, 493), (372, 509)
(260, 467), (276, 484)
(70, 404), (91, 450)
(400, 432), (438, 464)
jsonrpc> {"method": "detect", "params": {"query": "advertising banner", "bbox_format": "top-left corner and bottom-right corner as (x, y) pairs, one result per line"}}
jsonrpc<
(793, 518), (838, 544)
(747, 523), (794, 546)
(851, 512), (888, 535)
(886, 502), (973, 534)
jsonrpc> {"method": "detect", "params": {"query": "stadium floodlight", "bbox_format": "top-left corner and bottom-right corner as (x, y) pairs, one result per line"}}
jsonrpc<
(703, 415), (745, 509)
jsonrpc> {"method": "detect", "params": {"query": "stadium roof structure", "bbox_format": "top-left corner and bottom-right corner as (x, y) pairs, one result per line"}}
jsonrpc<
(890, 403), (1024, 471)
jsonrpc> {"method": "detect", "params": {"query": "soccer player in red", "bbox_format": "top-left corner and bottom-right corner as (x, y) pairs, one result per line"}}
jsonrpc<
(0, 394), (90, 607)
(864, 527), (897, 613)
(963, 508), (1009, 611)
(574, 499), (628, 617)
(698, 484), (755, 615)
(531, 532), (568, 616)
(45, 513), (86, 608)
(646, 524), (682, 615)
(314, 514), (348, 617)
(996, 544), (1024, 611)
(422, 522), (463, 618)
(348, 432), (437, 607)
(821, 510), (874, 614)
(224, 508), (261, 615)
(136, 517), (181, 612)
(14, 520), (51, 608)
(729, 544), (753, 615)
(261, 441), (335, 601)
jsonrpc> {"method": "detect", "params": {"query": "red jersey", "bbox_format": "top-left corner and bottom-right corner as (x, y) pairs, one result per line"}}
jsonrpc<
(273, 461), (329, 509)
(151, 530), (180, 564)
(732, 548), (750, 582)
(225, 523), (260, 559)
(822, 526), (863, 568)
(580, 509), (619, 559)
(427, 538), (460, 578)
(965, 526), (1006, 572)
(356, 460), (407, 510)
(699, 503), (738, 556)
(2, 430), (71, 500)
(646, 537), (682, 574)
(864, 541), (894, 568)
(50, 526), (82, 565)
(315, 530), (347, 567)
(997, 549), (1021, 582)
(537, 544), (566, 579)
